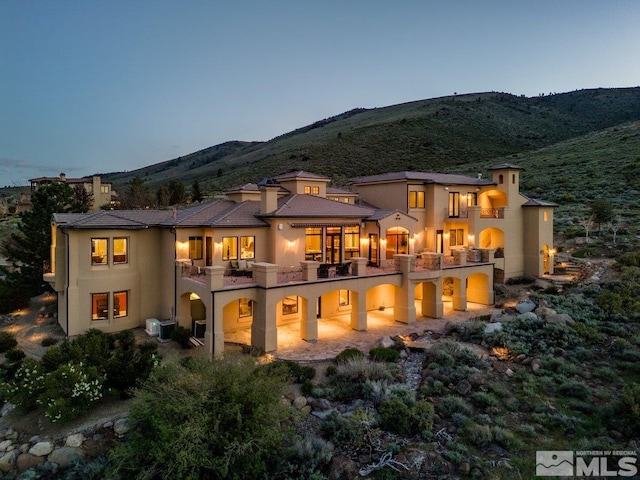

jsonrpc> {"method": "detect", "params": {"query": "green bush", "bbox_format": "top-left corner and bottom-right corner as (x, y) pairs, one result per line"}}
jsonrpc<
(335, 347), (365, 364)
(109, 355), (293, 480)
(0, 331), (18, 353)
(40, 336), (58, 347)
(557, 379), (590, 399)
(369, 346), (400, 363)
(170, 325), (192, 348)
(4, 348), (25, 362)
(460, 421), (493, 447)
(262, 359), (315, 384)
(327, 357), (395, 401)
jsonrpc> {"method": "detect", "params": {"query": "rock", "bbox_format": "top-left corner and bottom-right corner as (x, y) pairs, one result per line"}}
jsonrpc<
(505, 368), (514, 377)
(28, 435), (40, 444)
(311, 408), (338, 420)
(328, 455), (359, 480)
(535, 306), (557, 319)
(516, 311), (538, 322)
(490, 310), (503, 323)
(0, 440), (12, 452)
(48, 446), (85, 468)
(516, 354), (526, 362)
(458, 461), (471, 475)
(546, 313), (575, 326)
(494, 284), (509, 296)
(102, 421), (113, 429)
(113, 418), (131, 436)
(65, 433), (84, 448)
(0, 403), (15, 417)
(310, 398), (332, 412)
(456, 379), (472, 395)
(29, 441), (54, 457)
(522, 357), (533, 365)
(284, 391), (297, 402)
(399, 349), (408, 359)
(292, 396), (307, 409)
(499, 313), (518, 323)
(484, 322), (502, 334)
(516, 300), (536, 314)
(17, 452), (45, 472)
(379, 336), (395, 349)
(0, 451), (17, 473)
(300, 405), (312, 415)
(531, 359), (541, 372)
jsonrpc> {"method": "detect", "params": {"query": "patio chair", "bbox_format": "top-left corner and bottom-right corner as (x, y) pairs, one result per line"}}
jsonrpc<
(318, 263), (330, 278)
(336, 262), (351, 276)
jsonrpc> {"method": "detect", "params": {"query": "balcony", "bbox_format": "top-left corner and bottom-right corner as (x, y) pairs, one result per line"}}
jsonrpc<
(479, 207), (504, 219)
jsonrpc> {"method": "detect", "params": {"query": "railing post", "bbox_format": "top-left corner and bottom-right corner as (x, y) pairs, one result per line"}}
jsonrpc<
(206, 266), (225, 290)
(351, 257), (368, 276)
(300, 261), (319, 281)
(452, 250), (467, 266)
(253, 262), (279, 287)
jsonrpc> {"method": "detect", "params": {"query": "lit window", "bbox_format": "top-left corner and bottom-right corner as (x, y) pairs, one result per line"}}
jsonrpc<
(449, 229), (465, 247)
(385, 227), (409, 259)
(239, 298), (253, 318)
(240, 236), (255, 259)
(448, 192), (460, 217)
(189, 236), (203, 260)
(91, 238), (108, 265)
(342, 197), (349, 203)
(282, 296), (298, 315)
(304, 186), (311, 194)
(305, 227), (322, 261)
(114, 291), (128, 318)
(344, 226), (360, 260)
(222, 237), (237, 260)
(92, 293), (109, 320)
(544, 211), (549, 222)
(312, 186), (319, 195)
(113, 237), (128, 264)
(339, 289), (350, 306)
(467, 192), (477, 207)
(409, 191), (425, 208)
(101, 185), (110, 193)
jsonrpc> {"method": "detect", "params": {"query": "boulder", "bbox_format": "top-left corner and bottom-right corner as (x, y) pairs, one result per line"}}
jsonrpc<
(29, 441), (54, 457)
(455, 379), (472, 395)
(516, 300), (536, 314)
(490, 310), (503, 323)
(484, 322), (502, 334)
(0, 440), (12, 452)
(328, 455), (359, 480)
(505, 368), (514, 377)
(113, 418), (131, 436)
(546, 313), (575, 326)
(310, 398), (332, 412)
(0, 451), (17, 473)
(499, 313), (518, 323)
(292, 396), (307, 409)
(48, 446), (85, 468)
(379, 336), (395, 349)
(65, 433), (84, 448)
(535, 306), (557, 319)
(16, 453), (45, 473)
(516, 311), (538, 322)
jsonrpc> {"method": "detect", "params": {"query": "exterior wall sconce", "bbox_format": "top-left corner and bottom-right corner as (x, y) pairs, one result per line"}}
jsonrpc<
(278, 223), (284, 230)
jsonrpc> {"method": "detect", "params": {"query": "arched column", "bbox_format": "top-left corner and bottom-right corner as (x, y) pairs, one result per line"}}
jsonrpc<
(421, 279), (443, 318)
(252, 289), (277, 352)
(300, 296), (318, 342)
(394, 255), (416, 324)
(452, 276), (467, 311)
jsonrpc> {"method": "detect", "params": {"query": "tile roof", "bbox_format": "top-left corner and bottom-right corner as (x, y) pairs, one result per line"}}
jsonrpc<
(365, 209), (418, 222)
(350, 171), (494, 186)
(326, 187), (356, 195)
(488, 163), (524, 170)
(265, 194), (374, 218)
(522, 198), (558, 207)
(53, 210), (174, 229)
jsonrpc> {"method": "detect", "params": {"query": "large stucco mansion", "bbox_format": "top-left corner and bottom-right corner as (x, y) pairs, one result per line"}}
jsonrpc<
(44, 164), (556, 355)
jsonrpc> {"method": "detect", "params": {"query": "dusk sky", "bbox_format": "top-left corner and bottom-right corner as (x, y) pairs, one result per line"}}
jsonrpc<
(1, 1), (639, 186)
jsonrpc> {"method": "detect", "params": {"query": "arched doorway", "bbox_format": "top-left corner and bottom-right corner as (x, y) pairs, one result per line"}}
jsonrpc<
(385, 227), (409, 259)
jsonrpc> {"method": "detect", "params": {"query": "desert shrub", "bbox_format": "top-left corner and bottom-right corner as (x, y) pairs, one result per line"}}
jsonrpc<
(437, 395), (472, 418)
(471, 391), (500, 409)
(320, 408), (375, 448)
(369, 346), (400, 363)
(491, 426), (522, 450)
(109, 355), (292, 480)
(460, 421), (493, 447)
(2, 358), (44, 411)
(335, 347), (365, 364)
(4, 348), (25, 362)
(327, 357), (395, 401)
(378, 391), (434, 438)
(445, 318), (487, 342)
(263, 359), (315, 384)
(276, 435), (334, 480)
(0, 331), (18, 353)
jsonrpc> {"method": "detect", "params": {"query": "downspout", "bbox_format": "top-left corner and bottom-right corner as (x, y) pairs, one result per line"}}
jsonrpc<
(171, 227), (177, 321)
(61, 227), (70, 338)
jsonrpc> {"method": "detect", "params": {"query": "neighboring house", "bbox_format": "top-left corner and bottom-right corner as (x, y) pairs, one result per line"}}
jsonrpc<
(28, 173), (116, 211)
(44, 166), (556, 355)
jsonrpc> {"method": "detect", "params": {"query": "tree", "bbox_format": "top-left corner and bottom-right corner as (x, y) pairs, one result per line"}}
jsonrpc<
(580, 215), (595, 244)
(155, 185), (170, 208)
(167, 180), (186, 205)
(191, 179), (203, 203)
(609, 215), (623, 244)
(72, 183), (93, 213)
(1, 183), (79, 295)
(590, 198), (613, 234)
(121, 176), (152, 209)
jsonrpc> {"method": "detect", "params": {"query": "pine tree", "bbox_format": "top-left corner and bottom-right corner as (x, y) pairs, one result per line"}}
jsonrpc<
(191, 179), (203, 203)
(1, 182), (79, 295)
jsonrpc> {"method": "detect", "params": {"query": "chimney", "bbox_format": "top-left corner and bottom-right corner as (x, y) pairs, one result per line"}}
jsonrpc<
(477, 173), (482, 179)
(258, 178), (279, 215)
(60, 173), (67, 182)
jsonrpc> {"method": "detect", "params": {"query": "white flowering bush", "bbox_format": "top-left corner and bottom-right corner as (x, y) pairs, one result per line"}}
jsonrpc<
(38, 361), (105, 423)
(3, 359), (46, 411)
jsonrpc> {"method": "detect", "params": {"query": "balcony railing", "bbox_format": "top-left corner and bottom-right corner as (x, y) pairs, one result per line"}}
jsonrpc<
(480, 208), (504, 219)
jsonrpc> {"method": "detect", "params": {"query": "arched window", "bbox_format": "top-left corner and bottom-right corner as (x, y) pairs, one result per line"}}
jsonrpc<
(385, 227), (409, 259)
(498, 174), (504, 184)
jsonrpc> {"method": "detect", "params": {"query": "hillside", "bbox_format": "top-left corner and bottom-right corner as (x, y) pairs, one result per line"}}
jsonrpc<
(102, 87), (640, 194)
